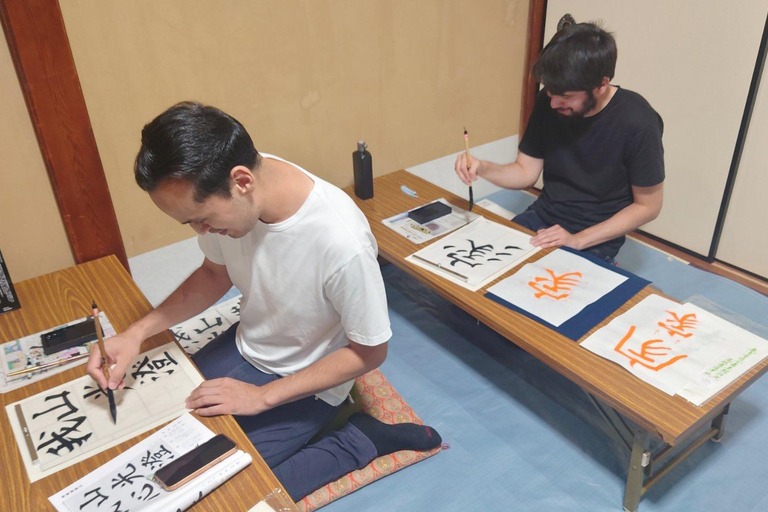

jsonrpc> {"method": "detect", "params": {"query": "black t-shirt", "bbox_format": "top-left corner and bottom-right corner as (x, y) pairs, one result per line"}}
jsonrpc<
(518, 87), (665, 257)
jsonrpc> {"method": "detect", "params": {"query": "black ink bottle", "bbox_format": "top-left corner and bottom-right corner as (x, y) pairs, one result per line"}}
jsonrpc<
(353, 140), (374, 200)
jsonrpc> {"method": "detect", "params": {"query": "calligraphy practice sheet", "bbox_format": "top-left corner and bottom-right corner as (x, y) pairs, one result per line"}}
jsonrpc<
(580, 294), (753, 395)
(406, 217), (540, 291)
(171, 296), (241, 355)
(486, 249), (628, 327)
(0, 312), (117, 393)
(7, 342), (203, 482)
(49, 414), (252, 512)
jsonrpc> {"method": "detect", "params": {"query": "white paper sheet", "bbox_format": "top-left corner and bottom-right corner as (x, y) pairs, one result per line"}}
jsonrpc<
(486, 249), (628, 327)
(406, 217), (540, 291)
(49, 413), (252, 512)
(382, 198), (479, 244)
(7, 342), (204, 482)
(581, 295), (738, 395)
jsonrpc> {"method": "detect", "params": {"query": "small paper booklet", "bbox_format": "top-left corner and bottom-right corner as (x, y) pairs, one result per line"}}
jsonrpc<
(406, 217), (540, 291)
(382, 198), (479, 244)
(49, 413), (252, 512)
(0, 312), (117, 393)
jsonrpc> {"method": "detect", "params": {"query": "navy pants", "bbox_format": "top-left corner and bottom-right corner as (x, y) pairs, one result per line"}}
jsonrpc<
(513, 207), (617, 264)
(191, 323), (377, 501)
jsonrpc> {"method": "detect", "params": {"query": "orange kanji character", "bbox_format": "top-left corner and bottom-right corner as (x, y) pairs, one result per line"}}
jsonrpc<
(658, 310), (697, 338)
(528, 268), (582, 300)
(614, 325), (688, 371)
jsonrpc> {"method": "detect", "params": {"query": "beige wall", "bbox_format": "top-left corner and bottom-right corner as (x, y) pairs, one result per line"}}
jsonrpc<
(545, 1), (767, 255)
(59, 0), (530, 257)
(0, 37), (75, 281)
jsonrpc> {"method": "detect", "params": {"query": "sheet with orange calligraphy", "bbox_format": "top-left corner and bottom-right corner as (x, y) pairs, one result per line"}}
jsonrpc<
(486, 249), (632, 330)
(580, 294), (768, 397)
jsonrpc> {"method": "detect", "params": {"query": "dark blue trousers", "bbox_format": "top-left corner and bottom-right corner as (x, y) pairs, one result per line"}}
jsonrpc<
(191, 323), (377, 501)
(513, 207), (617, 264)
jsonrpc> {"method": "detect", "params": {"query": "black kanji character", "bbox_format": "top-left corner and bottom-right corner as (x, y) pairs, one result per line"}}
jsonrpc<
(193, 317), (223, 334)
(111, 463), (144, 489)
(130, 351), (179, 384)
(37, 416), (92, 455)
(130, 482), (160, 502)
(79, 487), (108, 510)
(140, 444), (174, 471)
(32, 390), (78, 421)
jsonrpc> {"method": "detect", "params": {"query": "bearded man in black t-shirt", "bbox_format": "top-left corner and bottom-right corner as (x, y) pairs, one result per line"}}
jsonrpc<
(455, 22), (664, 263)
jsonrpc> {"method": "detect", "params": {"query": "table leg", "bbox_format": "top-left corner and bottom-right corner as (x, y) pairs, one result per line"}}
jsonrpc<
(585, 392), (633, 452)
(711, 404), (730, 442)
(623, 429), (650, 512)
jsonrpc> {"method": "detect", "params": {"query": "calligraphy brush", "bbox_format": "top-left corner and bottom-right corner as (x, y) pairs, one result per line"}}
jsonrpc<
(464, 127), (474, 211)
(6, 352), (90, 378)
(92, 301), (117, 423)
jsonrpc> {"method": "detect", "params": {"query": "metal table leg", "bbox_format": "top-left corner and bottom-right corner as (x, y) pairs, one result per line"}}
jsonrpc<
(623, 430), (650, 512)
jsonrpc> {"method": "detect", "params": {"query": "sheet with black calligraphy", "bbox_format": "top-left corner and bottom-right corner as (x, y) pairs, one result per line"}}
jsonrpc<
(6, 342), (203, 482)
(405, 217), (541, 291)
(170, 296), (241, 356)
(49, 413), (252, 512)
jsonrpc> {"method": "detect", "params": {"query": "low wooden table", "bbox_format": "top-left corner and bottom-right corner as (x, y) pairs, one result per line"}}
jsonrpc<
(0, 255), (297, 512)
(346, 170), (768, 511)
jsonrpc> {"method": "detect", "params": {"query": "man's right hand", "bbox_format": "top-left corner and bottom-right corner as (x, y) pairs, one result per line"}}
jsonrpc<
(86, 330), (144, 390)
(454, 153), (483, 185)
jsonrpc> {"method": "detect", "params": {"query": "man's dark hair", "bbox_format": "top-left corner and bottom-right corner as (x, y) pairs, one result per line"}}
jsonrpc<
(532, 22), (617, 95)
(135, 102), (259, 202)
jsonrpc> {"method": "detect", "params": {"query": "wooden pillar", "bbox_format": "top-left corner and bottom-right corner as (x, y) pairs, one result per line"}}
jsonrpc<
(520, 0), (547, 136)
(0, 0), (129, 272)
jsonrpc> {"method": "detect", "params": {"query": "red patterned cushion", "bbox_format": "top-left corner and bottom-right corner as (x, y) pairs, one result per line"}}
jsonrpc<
(296, 369), (441, 511)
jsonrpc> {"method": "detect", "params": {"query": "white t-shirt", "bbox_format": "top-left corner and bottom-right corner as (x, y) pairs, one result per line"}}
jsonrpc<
(198, 154), (392, 405)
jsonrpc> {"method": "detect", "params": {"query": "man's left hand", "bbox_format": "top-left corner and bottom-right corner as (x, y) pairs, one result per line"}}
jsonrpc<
(530, 225), (582, 250)
(185, 377), (269, 417)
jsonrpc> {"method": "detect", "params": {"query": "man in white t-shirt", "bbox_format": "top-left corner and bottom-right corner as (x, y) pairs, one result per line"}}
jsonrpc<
(87, 102), (441, 500)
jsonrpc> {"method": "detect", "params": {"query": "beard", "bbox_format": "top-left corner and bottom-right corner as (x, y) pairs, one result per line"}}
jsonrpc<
(556, 90), (598, 118)
(575, 90), (598, 117)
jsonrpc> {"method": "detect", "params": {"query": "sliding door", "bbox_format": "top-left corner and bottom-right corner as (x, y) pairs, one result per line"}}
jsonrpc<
(715, 57), (768, 278)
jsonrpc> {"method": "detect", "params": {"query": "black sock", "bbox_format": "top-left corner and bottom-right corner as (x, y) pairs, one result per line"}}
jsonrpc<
(348, 412), (442, 457)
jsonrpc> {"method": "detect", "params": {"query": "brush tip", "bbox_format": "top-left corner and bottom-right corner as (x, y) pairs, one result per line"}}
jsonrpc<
(108, 390), (117, 423)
